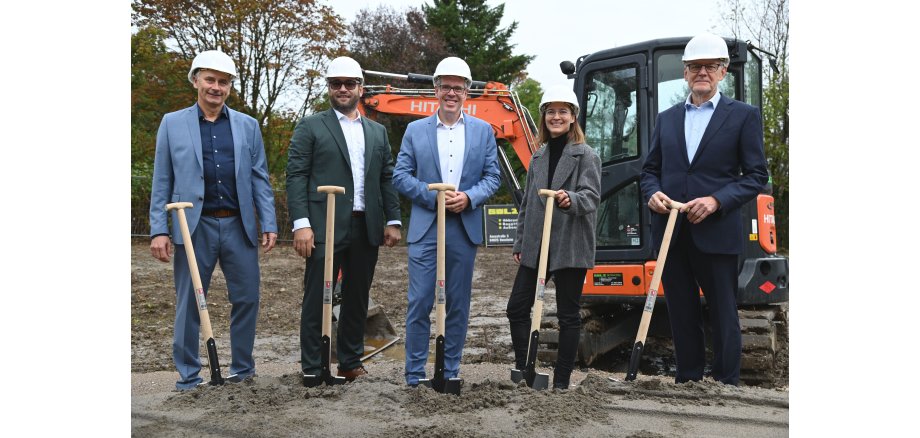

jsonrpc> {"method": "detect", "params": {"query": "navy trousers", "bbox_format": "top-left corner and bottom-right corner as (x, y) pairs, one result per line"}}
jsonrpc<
(173, 216), (260, 390)
(662, 224), (741, 385)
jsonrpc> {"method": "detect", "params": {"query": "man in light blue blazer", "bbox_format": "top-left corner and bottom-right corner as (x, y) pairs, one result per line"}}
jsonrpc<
(149, 50), (278, 390)
(393, 57), (501, 386)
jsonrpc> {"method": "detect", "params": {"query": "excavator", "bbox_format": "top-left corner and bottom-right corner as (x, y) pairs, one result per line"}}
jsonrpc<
(355, 36), (789, 386)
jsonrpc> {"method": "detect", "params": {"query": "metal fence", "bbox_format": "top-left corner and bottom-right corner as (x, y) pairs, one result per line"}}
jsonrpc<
(132, 176), (295, 241)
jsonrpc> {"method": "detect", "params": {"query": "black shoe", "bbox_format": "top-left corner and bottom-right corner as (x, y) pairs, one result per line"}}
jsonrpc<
(553, 381), (570, 390)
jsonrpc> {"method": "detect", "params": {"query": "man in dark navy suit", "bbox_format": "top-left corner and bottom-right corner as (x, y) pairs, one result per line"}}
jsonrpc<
(640, 33), (769, 385)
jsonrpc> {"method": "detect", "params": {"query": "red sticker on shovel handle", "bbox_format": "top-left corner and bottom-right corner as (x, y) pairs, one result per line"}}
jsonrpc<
(643, 288), (658, 313)
(195, 288), (207, 311)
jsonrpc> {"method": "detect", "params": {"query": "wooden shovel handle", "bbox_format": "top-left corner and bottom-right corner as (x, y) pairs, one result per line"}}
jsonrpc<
(427, 183), (455, 337)
(319, 186), (345, 338)
(634, 203), (684, 344)
(529, 190), (556, 333)
(427, 183), (456, 192)
(165, 202), (216, 341)
(165, 202), (193, 211)
(318, 185), (346, 195)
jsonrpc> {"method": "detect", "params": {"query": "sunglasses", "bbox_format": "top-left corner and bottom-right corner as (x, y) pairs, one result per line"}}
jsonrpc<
(328, 80), (361, 90)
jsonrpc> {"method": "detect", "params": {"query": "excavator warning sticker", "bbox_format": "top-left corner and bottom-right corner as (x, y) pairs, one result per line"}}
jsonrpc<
(594, 272), (623, 286)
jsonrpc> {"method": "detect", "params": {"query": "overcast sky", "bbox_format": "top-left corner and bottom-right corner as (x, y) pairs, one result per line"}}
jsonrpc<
(332, 0), (726, 90)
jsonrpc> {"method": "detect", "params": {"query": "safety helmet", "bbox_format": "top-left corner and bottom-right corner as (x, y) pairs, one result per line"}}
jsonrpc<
(539, 85), (579, 114)
(432, 57), (472, 87)
(326, 56), (364, 81)
(188, 50), (237, 84)
(682, 32), (730, 65)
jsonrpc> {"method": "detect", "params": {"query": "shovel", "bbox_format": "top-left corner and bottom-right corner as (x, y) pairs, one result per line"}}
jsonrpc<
(166, 202), (224, 386)
(510, 189), (557, 390)
(625, 200), (685, 381)
(303, 186), (348, 387)
(419, 183), (462, 395)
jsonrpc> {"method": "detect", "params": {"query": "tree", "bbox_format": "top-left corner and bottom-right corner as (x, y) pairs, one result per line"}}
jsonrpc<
(132, 0), (348, 176)
(132, 0), (346, 122)
(719, 0), (789, 252)
(422, 0), (534, 84)
(512, 77), (542, 121)
(131, 26), (193, 167)
(349, 6), (449, 80)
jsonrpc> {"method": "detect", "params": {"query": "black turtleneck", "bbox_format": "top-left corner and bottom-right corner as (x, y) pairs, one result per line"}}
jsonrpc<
(546, 133), (567, 188)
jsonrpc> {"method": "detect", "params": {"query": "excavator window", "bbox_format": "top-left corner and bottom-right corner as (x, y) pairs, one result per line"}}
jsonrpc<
(595, 180), (642, 248)
(583, 64), (639, 165)
(580, 63), (642, 250)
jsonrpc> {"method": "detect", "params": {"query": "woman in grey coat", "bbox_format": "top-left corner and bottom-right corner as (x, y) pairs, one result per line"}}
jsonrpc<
(506, 86), (602, 389)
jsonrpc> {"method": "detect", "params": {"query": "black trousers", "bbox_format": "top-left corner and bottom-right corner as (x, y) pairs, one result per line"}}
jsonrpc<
(662, 225), (741, 385)
(300, 216), (379, 373)
(506, 263), (587, 385)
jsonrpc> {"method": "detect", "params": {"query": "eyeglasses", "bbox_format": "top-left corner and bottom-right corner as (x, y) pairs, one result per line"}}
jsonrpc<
(685, 63), (723, 73)
(437, 84), (467, 95)
(544, 109), (572, 117)
(328, 80), (361, 90)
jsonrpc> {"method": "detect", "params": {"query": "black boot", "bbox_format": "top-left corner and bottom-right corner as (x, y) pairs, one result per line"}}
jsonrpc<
(553, 326), (580, 389)
(509, 320), (531, 370)
(552, 368), (571, 390)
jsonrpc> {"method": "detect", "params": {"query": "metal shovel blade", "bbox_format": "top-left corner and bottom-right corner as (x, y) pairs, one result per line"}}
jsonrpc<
(302, 371), (346, 387)
(302, 335), (346, 387)
(418, 336), (462, 395)
(510, 367), (549, 390)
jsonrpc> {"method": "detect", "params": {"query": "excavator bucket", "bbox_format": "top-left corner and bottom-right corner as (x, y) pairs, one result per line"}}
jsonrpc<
(331, 298), (400, 361)
(330, 269), (400, 361)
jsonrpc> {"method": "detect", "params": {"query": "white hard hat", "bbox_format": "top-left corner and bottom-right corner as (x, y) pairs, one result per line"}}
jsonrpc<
(326, 56), (364, 81)
(188, 50), (237, 84)
(539, 85), (579, 114)
(682, 32), (730, 64)
(433, 56), (472, 85)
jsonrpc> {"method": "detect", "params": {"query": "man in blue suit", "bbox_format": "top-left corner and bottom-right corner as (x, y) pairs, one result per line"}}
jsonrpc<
(149, 50), (278, 390)
(393, 57), (501, 386)
(640, 33), (768, 386)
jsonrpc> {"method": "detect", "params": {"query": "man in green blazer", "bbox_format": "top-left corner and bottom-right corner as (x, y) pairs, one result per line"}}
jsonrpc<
(286, 57), (402, 384)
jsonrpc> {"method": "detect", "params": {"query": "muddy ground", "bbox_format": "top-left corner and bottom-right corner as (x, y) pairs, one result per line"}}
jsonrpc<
(131, 239), (789, 437)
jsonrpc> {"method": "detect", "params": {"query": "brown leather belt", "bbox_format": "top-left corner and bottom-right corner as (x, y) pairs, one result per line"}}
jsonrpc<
(203, 209), (240, 218)
(351, 211), (365, 217)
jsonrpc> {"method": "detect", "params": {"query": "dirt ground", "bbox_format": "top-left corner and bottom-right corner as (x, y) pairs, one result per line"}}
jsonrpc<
(131, 239), (789, 437)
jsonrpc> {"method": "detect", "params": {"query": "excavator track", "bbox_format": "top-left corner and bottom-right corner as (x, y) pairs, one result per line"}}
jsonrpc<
(536, 303), (788, 387)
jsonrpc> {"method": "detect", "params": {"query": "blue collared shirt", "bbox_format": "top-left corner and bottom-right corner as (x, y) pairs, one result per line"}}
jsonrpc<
(198, 104), (239, 212)
(684, 92), (721, 163)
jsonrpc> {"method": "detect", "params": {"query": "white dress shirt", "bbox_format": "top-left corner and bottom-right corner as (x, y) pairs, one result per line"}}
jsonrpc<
(436, 112), (466, 188)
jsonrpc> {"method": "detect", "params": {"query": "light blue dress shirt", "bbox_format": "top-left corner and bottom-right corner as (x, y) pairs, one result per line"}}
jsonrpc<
(684, 92), (721, 163)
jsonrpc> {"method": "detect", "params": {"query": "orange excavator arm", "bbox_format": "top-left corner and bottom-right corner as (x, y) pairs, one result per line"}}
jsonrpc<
(358, 70), (540, 206)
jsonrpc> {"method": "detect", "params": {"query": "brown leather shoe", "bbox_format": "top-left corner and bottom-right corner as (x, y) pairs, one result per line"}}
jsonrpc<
(336, 366), (368, 382)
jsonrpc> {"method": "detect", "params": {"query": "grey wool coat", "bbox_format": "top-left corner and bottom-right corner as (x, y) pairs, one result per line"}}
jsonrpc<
(512, 141), (602, 271)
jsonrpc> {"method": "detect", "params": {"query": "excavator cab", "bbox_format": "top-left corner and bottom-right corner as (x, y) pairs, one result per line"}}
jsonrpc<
(541, 37), (789, 384)
(564, 37), (788, 304)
